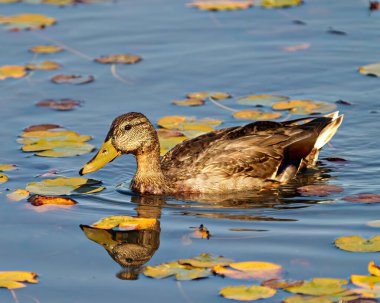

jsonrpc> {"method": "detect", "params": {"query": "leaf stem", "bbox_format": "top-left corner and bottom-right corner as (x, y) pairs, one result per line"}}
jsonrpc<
(9, 289), (20, 303)
(111, 64), (133, 85)
(208, 97), (237, 112)
(176, 281), (194, 303)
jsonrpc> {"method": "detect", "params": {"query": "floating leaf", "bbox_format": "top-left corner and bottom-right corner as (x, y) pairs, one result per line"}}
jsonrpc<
(0, 164), (16, 171)
(26, 60), (61, 71)
(236, 94), (289, 106)
(0, 65), (27, 80)
(187, 1), (253, 11)
(272, 99), (336, 115)
(343, 194), (380, 203)
(351, 275), (380, 290)
(187, 91), (231, 100)
(261, 279), (303, 289)
(261, 0), (303, 8)
(0, 174), (8, 183)
(144, 261), (212, 280)
(233, 109), (282, 120)
(7, 189), (30, 201)
(157, 116), (222, 132)
(335, 235), (380, 252)
(159, 136), (188, 156)
(367, 221), (380, 228)
(213, 265), (257, 280)
(219, 285), (276, 301)
(0, 13), (56, 30)
(297, 185), (343, 197)
(172, 99), (205, 106)
(178, 253), (233, 268)
(0, 0), (19, 3)
(0, 271), (38, 289)
(369, 261), (380, 277)
(29, 45), (63, 54)
(51, 74), (94, 85)
(26, 177), (104, 195)
(283, 296), (333, 303)
(223, 261), (282, 280)
(91, 215), (157, 230)
(285, 278), (348, 296)
(36, 99), (82, 111)
(95, 54), (142, 64)
(28, 195), (77, 206)
(38, 143), (95, 157)
(352, 288), (380, 299)
(23, 124), (61, 132)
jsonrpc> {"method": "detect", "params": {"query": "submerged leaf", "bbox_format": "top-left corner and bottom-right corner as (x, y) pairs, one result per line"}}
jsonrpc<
(297, 185), (343, 197)
(95, 54), (142, 64)
(51, 74), (94, 85)
(285, 278), (348, 296)
(335, 235), (380, 252)
(26, 177), (104, 195)
(0, 271), (38, 289)
(92, 215), (157, 230)
(7, 189), (30, 201)
(0, 65), (27, 80)
(343, 194), (380, 203)
(179, 253), (233, 268)
(144, 261), (212, 280)
(233, 109), (282, 120)
(261, 279), (303, 289)
(219, 285), (276, 301)
(28, 195), (77, 206)
(187, 1), (253, 11)
(29, 45), (63, 54)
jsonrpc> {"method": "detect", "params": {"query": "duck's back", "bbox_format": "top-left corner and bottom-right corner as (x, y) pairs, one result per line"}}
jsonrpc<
(161, 114), (343, 193)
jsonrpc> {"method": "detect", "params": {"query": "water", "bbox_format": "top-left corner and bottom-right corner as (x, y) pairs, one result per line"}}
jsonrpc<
(1, 0), (380, 302)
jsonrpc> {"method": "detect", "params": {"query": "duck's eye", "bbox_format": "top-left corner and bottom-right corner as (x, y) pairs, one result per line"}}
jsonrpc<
(125, 258), (133, 263)
(124, 125), (132, 131)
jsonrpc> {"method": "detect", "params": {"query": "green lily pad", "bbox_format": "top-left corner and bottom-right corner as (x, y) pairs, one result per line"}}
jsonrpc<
(178, 253), (234, 268)
(143, 261), (212, 280)
(335, 235), (380, 252)
(285, 278), (348, 296)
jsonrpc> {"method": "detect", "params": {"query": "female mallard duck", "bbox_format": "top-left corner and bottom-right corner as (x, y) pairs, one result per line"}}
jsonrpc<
(80, 112), (343, 195)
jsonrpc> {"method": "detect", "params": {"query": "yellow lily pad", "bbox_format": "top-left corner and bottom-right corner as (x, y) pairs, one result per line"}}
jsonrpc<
(26, 60), (61, 71)
(95, 54), (142, 64)
(261, 0), (303, 8)
(227, 261), (282, 280)
(0, 271), (38, 289)
(351, 275), (380, 290)
(284, 278), (348, 296)
(91, 215), (157, 230)
(359, 62), (380, 77)
(272, 99), (336, 115)
(187, 1), (253, 11)
(157, 116), (222, 132)
(0, 164), (16, 171)
(369, 261), (380, 277)
(0, 65), (27, 80)
(0, 13), (56, 30)
(159, 136), (188, 156)
(233, 109), (282, 120)
(144, 261), (212, 280)
(0, 0), (19, 3)
(335, 235), (380, 252)
(172, 98), (205, 106)
(178, 253), (234, 268)
(28, 195), (77, 206)
(7, 189), (30, 201)
(0, 174), (8, 183)
(29, 45), (63, 54)
(236, 94), (289, 106)
(352, 288), (380, 298)
(186, 91), (232, 100)
(283, 296), (333, 303)
(35, 143), (95, 157)
(219, 285), (276, 301)
(26, 177), (104, 196)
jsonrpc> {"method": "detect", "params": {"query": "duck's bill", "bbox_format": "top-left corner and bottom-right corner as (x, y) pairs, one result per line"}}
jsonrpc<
(79, 139), (121, 175)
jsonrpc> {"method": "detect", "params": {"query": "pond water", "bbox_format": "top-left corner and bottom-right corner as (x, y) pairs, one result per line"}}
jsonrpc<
(1, 0), (380, 302)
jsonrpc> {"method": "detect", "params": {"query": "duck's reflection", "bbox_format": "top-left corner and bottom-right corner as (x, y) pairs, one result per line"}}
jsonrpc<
(80, 196), (164, 280)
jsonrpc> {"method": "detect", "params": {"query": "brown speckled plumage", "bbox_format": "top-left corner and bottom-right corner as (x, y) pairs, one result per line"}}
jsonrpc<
(81, 112), (343, 195)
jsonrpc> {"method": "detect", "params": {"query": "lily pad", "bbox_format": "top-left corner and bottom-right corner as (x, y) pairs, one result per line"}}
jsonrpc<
(25, 177), (104, 195)
(236, 94), (289, 106)
(233, 109), (282, 120)
(369, 261), (380, 277)
(272, 99), (337, 115)
(28, 195), (77, 206)
(29, 45), (63, 54)
(157, 116), (222, 133)
(36, 99), (82, 111)
(0, 174), (8, 183)
(172, 99), (205, 106)
(179, 253), (234, 268)
(261, 279), (303, 289)
(0, 13), (56, 30)
(335, 235), (380, 252)
(227, 261), (282, 280)
(23, 124), (61, 132)
(261, 0), (303, 8)
(219, 285), (276, 301)
(144, 261), (212, 280)
(51, 74), (94, 85)
(187, 91), (232, 100)
(283, 296), (333, 303)
(351, 275), (380, 290)
(187, 1), (253, 11)
(359, 62), (380, 77)
(91, 215), (157, 230)
(95, 54), (142, 64)
(0, 164), (16, 171)
(7, 189), (30, 201)
(158, 135), (188, 156)
(0, 271), (38, 289)
(343, 194), (380, 203)
(26, 60), (61, 71)
(285, 278), (348, 296)
(0, 65), (27, 80)
(297, 185), (343, 197)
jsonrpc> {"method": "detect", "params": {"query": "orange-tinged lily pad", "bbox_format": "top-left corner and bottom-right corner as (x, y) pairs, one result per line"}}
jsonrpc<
(219, 285), (276, 301)
(95, 54), (142, 64)
(0, 271), (38, 289)
(188, 1), (253, 11)
(29, 45), (63, 54)
(172, 99), (205, 106)
(179, 253), (234, 268)
(144, 261), (212, 280)
(0, 174), (8, 183)
(261, 0), (303, 8)
(233, 109), (282, 120)
(91, 215), (157, 230)
(284, 278), (348, 296)
(36, 99), (82, 111)
(335, 235), (380, 252)
(0, 13), (56, 30)
(0, 65), (27, 80)
(359, 62), (380, 77)
(7, 189), (30, 201)
(26, 60), (61, 71)
(51, 74), (94, 85)
(186, 91), (232, 100)
(28, 195), (77, 206)
(297, 185), (343, 197)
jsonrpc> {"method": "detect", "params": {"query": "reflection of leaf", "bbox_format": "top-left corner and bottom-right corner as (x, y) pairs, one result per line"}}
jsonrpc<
(7, 189), (30, 201)
(233, 109), (282, 120)
(343, 194), (380, 203)
(0, 13), (56, 30)
(236, 94), (289, 106)
(220, 285), (276, 301)
(261, 0), (303, 8)
(0, 174), (8, 183)
(28, 195), (77, 206)
(335, 235), (380, 252)
(95, 54), (142, 64)
(0, 65), (27, 80)
(297, 185), (343, 197)
(51, 74), (94, 85)
(284, 278), (348, 296)
(92, 215), (157, 230)
(26, 177), (104, 195)
(0, 271), (38, 289)
(179, 253), (233, 268)
(187, 1), (253, 11)
(359, 62), (380, 77)
(26, 60), (61, 71)
(144, 262), (212, 280)
(29, 45), (63, 54)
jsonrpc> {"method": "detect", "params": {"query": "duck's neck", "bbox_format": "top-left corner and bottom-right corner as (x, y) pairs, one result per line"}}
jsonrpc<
(131, 145), (167, 195)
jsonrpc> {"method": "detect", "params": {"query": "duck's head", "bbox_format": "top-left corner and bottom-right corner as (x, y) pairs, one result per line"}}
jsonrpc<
(80, 112), (157, 175)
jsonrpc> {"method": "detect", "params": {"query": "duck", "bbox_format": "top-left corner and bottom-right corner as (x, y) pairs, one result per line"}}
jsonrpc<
(79, 111), (343, 195)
